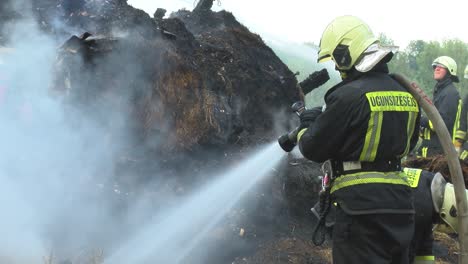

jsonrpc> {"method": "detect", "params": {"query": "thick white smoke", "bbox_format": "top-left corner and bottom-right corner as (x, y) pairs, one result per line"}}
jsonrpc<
(0, 1), (291, 263)
(0, 1), (142, 261)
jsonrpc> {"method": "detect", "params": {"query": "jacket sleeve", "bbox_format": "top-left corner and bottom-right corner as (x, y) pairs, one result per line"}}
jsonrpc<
(298, 90), (352, 162)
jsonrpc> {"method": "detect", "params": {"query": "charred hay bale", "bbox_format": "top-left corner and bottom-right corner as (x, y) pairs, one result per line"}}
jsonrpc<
(53, 6), (299, 152)
(173, 9), (299, 140)
(283, 156), (322, 218)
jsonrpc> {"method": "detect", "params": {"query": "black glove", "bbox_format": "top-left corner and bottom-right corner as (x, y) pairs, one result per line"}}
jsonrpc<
(299, 106), (322, 130)
(420, 116), (429, 129)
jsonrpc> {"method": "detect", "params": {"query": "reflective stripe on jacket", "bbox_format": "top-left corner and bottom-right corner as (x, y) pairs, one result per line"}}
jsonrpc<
(455, 93), (468, 142)
(414, 255), (435, 264)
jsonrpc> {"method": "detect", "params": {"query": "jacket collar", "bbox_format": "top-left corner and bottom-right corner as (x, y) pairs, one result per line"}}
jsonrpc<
(435, 76), (453, 92)
(325, 63), (390, 99)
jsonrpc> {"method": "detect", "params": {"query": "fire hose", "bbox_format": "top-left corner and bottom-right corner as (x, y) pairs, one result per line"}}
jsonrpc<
(311, 181), (331, 246)
(392, 74), (468, 264)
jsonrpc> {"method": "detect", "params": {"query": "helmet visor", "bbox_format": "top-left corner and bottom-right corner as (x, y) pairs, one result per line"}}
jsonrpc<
(432, 63), (447, 70)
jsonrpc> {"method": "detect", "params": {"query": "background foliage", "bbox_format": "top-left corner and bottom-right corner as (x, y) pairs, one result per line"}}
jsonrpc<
(270, 37), (468, 106)
(387, 37), (468, 98)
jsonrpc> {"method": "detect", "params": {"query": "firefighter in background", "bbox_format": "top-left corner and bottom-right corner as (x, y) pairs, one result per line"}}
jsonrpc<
(390, 168), (464, 264)
(419, 56), (461, 158)
(297, 15), (420, 263)
(404, 168), (437, 264)
(313, 167), (465, 264)
(455, 65), (468, 160)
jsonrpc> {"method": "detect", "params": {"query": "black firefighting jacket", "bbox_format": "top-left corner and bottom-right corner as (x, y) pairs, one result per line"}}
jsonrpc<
(419, 77), (461, 157)
(298, 64), (420, 214)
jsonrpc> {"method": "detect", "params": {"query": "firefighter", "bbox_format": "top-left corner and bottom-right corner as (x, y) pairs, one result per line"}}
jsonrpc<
(297, 15), (420, 263)
(455, 65), (468, 160)
(391, 168), (465, 264)
(403, 168), (436, 264)
(419, 56), (461, 158)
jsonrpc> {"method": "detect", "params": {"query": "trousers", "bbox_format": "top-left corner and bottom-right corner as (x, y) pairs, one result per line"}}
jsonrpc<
(332, 207), (414, 264)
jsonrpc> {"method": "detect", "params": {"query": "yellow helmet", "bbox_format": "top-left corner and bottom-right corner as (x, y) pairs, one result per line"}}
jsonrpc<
(431, 172), (468, 233)
(432, 56), (457, 76)
(464, 65), (468, 79)
(317, 15), (378, 71)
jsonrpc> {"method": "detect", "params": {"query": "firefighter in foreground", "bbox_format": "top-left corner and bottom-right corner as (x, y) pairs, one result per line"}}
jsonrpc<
(419, 56), (461, 157)
(455, 64), (468, 160)
(297, 16), (420, 263)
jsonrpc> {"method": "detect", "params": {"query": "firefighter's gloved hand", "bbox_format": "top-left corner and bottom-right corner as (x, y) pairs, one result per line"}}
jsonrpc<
(420, 116), (429, 129)
(419, 117), (431, 138)
(299, 107), (322, 130)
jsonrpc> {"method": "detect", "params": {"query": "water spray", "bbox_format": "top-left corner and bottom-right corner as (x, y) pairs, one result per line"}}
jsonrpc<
(104, 142), (286, 264)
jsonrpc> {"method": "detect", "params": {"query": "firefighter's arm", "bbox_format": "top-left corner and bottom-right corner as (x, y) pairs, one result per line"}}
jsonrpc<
(297, 92), (351, 162)
(298, 106), (323, 130)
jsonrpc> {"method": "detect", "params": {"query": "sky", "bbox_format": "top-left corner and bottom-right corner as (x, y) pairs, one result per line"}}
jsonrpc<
(127, 0), (467, 49)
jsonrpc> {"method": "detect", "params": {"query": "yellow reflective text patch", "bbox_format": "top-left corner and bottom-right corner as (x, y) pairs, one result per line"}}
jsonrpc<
(366, 91), (419, 112)
(403, 168), (422, 188)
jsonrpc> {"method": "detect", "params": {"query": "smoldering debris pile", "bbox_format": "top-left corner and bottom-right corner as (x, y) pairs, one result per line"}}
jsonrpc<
(42, 0), (299, 155)
(404, 156), (468, 187)
(1, 0), (330, 263)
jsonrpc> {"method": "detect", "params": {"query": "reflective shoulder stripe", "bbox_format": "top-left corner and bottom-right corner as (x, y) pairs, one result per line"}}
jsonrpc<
(359, 111), (383, 162)
(365, 91), (419, 112)
(461, 150), (468, 161)
(424, 128), (431, 140)
(297, 128), (308, 142)
(330, 171), (409, 193)
(453, 99), (462, 142)
(422, 147), (428, 158)
(400, 111), (418, 157)
(429, 120), (433, 130)
(414, 255), (435, 264)
(402, 167), (422, 188)
(455, 130), (467, 141)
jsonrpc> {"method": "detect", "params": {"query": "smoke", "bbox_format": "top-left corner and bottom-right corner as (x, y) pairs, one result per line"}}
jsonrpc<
(0, 1), (292, 263)
(0, 0), (155, 261)
(103, 142), (286, 264)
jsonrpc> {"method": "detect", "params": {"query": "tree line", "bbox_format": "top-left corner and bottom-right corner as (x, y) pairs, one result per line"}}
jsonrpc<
(381, 35), (468, 97)
(269, 37), (468, 106)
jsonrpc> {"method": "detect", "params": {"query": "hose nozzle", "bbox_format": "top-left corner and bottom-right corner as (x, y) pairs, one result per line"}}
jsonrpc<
(278, 127), (299, 152)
